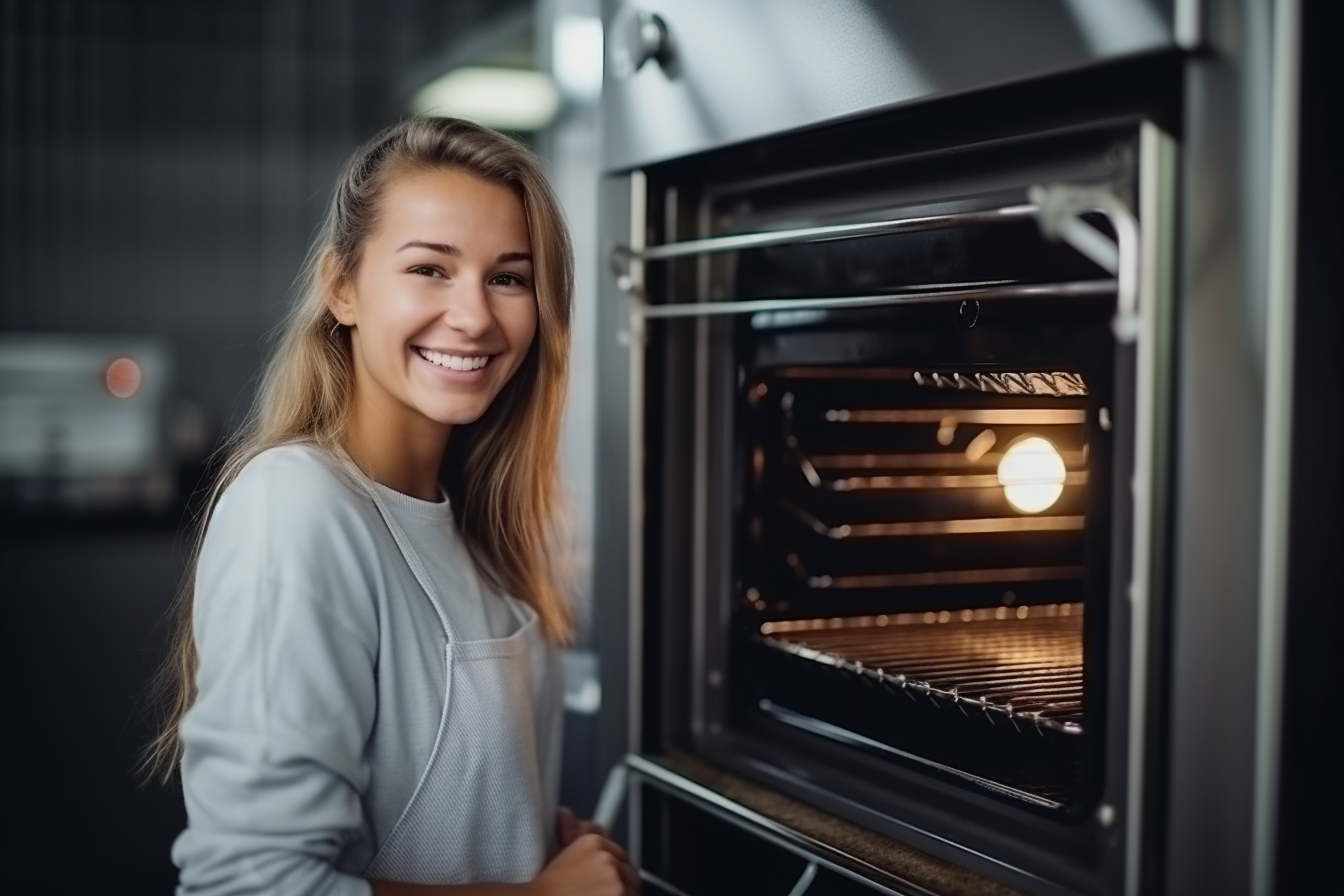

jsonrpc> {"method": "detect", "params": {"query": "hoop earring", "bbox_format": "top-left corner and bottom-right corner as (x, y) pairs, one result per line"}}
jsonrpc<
(329, 319), (344, 338)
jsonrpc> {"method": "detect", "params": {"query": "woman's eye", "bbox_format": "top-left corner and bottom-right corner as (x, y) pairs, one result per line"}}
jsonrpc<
(490, 272), (528, 288)
(411, 265), (444, 278)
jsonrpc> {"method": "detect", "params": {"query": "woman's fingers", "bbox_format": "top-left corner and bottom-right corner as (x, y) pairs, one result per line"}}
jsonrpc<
(620, 860), (643, 894)
(587, 831), (631, 865)
(580, 818), (610, 840)
(557, 806), (614, 850)
(556, 805), (581, 847)
(596, 836), (640, 895)
(559, 808), (610, 842)
(578, 833), (641, 894)
(537, 831), (641, 896)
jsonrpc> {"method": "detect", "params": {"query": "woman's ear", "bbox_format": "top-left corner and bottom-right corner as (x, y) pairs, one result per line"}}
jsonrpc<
(321, 250), (355, 325)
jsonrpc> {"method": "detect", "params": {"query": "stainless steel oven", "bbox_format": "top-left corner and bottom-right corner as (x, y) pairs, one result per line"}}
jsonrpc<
(589, 3), (1314, 896)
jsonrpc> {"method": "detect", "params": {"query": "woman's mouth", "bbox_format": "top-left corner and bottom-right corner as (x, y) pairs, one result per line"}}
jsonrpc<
(415, 347), (493, 371)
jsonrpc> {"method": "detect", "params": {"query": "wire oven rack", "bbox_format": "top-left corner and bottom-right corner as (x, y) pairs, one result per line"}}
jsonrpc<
(759, 603), (1084, 735)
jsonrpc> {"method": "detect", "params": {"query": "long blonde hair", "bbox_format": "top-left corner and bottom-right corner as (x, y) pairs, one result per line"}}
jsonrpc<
(143, 117), (575, 782)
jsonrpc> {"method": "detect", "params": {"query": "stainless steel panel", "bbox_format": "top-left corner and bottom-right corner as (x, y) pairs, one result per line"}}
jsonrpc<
(601, 0), (1175, 171)
(1117, 120), (1179, 896)
(595, 173), (639, 783)
(1165, 0), (1277, 893)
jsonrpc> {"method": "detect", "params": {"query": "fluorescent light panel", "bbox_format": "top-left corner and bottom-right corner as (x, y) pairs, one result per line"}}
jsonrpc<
(553, 15), (603, 101)
(411, 66), (560, 132)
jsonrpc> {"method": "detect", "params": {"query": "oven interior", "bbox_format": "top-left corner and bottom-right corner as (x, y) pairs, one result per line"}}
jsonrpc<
(641, 125), (1140, 881)
(738, 314), (1111, 815)
(731, 207), (1119, 815)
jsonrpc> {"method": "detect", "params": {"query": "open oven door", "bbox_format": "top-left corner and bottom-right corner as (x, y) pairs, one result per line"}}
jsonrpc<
(593, 753), (975, 896)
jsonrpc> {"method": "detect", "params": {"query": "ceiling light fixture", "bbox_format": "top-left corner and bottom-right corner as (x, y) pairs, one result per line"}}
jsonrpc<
(411, 66), (560, 132)
(553, 15), (604, 101)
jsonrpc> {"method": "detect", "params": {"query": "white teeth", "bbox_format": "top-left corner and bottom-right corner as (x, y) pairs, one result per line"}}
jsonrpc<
(418, 348), (490, 371)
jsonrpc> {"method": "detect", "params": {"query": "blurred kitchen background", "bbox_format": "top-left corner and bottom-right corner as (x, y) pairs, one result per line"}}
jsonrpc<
(0, 0), (603, 889)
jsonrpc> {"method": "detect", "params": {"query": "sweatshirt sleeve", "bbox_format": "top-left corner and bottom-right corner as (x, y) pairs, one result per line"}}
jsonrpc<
(172, 448), (380, 896)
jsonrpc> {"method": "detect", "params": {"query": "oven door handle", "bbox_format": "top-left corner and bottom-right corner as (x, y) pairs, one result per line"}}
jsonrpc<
(592, 754), (630, 831)
(630, 863), (818, 896)
(594, 754), (929, 896)
(788, 862), (821, 896)
(638, 868), (697, 896)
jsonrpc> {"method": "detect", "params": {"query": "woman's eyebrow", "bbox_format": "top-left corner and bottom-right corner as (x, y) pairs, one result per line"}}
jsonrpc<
(396, 242), (530, 264)
(397, 240), (459, 255)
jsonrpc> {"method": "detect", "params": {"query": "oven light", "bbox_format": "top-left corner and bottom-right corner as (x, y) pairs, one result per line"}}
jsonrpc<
(997, 436), (1066, 513)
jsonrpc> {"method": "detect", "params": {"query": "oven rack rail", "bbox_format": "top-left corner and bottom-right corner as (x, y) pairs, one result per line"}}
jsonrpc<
(612, 184), (1139, 342)
(785, 555), (1086, 592)
(775, 386), (1091, 497)
(781, 499), (1086, 540)
(759, 603), (1085, 735)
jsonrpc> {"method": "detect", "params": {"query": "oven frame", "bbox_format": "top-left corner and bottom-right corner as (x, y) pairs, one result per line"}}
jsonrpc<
(595, 119), (1177, 896)
(592, 3), (1315, 895)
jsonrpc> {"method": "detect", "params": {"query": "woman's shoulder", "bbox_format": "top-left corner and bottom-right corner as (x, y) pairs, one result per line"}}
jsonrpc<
(226, 442), (365, 504)
(209, 442), (378, 546)
(193, 445), (386, 694)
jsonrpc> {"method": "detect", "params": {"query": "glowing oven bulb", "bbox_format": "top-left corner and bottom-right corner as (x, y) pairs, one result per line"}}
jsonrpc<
(997, 436), (1066, 514)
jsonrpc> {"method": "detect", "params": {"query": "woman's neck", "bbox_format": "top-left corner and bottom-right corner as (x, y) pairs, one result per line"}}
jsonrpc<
(343, 401), (451, 502)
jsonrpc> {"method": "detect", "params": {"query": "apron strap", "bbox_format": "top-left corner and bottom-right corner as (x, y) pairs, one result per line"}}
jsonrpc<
(332, 449), (459, 642)
(503, 592), (536, 629)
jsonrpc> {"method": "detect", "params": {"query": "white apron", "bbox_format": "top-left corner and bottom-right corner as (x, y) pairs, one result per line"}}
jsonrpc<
(361, 484), (562, 885)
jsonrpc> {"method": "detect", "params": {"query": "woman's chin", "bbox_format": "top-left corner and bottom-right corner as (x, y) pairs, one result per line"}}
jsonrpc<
(416, 400), (491, 429)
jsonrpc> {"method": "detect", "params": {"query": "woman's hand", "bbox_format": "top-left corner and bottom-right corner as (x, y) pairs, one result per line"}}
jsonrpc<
(531, 807), (640, 896)
(370, 811), (641, 895)
(555, 805), (609, 847)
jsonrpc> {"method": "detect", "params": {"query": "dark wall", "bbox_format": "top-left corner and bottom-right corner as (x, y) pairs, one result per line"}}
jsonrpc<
(0, 0), (525, 890)
(1, 0), (516, 430)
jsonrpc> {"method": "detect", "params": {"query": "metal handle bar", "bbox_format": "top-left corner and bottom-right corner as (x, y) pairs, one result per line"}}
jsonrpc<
(593, 755), (923, 895)
(635, 862), (818, 896)
(611, 203), (1039, 266)
(611, 183), (1138, 341)
(639, 279), (1114, 319)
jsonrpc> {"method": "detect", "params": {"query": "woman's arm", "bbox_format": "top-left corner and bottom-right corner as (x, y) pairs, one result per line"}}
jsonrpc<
(173, 451), (381, 896)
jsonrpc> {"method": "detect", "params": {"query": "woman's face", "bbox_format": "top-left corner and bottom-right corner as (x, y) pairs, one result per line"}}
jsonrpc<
(335, 167), (538, 440)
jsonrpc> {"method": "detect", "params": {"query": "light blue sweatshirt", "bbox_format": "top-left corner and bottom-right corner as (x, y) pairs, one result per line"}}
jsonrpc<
(171, 444), (556, 895)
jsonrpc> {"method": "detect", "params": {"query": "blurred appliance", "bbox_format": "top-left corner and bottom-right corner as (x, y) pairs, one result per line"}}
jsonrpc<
(0, 334), (177, 514)
(592, 2), (1312, 896)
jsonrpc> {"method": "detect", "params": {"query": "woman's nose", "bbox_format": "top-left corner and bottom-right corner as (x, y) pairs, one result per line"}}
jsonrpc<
(442, 282), (495, 338)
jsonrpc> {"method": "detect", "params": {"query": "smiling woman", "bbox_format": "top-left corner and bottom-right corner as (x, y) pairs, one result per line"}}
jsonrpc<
(142, 117), (640, 896)
(330, 168), (541, 501)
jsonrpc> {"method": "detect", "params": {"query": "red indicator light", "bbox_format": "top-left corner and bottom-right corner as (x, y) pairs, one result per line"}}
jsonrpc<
(105, 356), (142, 399)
